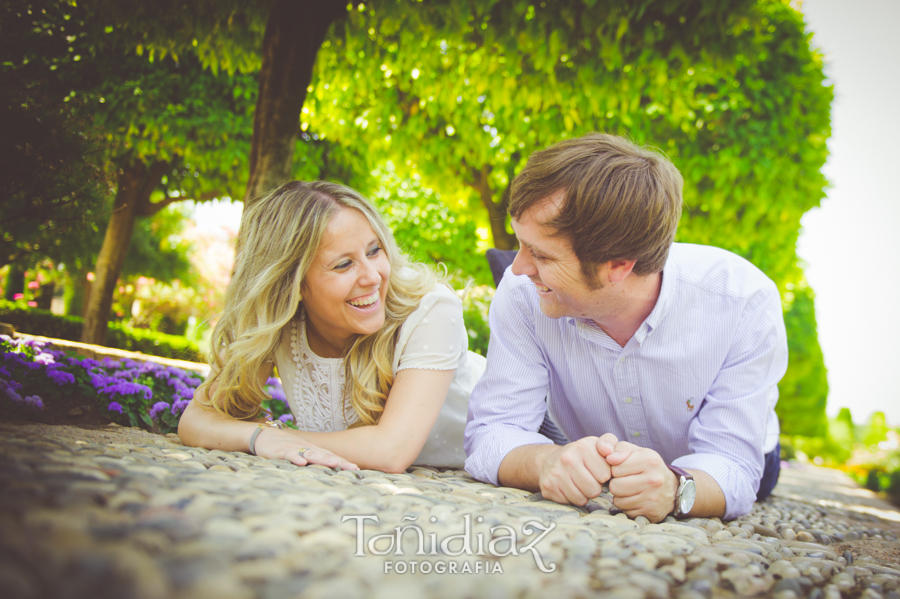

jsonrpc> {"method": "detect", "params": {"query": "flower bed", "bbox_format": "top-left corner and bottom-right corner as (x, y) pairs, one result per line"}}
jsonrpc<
(1, 335), (290, 435)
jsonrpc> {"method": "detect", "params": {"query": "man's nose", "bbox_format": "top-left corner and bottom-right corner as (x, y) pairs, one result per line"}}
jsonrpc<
(511, 247), (535, 277)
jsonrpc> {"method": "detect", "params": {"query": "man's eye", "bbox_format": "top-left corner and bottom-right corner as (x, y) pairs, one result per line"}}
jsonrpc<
(531, 249), (546, 261)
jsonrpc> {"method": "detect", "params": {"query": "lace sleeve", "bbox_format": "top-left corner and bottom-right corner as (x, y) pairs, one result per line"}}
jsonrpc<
(396, 287), (467, 372)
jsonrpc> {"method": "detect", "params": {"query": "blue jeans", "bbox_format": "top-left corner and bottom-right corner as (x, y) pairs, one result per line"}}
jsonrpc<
(756, 441), (781, 501)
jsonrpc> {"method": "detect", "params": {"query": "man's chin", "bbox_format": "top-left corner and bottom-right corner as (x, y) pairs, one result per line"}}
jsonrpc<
(536, 297), (566, 320)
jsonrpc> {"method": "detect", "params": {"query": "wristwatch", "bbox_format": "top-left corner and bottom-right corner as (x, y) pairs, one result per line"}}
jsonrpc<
(668, 465), (696, 517)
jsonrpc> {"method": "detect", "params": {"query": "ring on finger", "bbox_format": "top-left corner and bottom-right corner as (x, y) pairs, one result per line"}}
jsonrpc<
(297, 447), (310, 458)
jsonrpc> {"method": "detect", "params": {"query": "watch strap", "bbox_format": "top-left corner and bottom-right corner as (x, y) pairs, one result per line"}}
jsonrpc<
(668, 464), (693, 481)
(668, 464), (694, 517)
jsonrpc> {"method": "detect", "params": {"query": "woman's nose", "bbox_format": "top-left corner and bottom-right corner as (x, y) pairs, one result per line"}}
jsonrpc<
(359, 257), (382, 286)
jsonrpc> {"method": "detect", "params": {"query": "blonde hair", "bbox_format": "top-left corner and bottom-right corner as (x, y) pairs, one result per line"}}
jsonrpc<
(198, 181), (442, 425)
(510, 133), (683, 287)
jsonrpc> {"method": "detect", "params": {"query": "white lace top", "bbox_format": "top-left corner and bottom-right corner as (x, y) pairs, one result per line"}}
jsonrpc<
(273, 284), (486, 468)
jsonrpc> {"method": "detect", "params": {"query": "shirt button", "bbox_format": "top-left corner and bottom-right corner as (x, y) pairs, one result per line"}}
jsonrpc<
(633, 431), (641, 437)
(625, 397), (633, 404)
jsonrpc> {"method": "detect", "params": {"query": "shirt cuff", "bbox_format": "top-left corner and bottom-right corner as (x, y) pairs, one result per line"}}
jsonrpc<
(464, 428), (555, 486)
(672, 453), (758, 520)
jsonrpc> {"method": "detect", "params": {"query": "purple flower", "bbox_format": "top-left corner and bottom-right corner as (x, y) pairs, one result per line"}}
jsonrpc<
(2, 378), (22, 392)
(113, 368), (139, 380)
(153, 369), (171, 380)
(166, 377), (187, 391)
(23, 395), (43, 411)
(171, 398), (191, 415)
(2, 380), (23, 403)
(107, 402), (124, 414)
(45, 368), (76, 386)
(278, 414), (294, 423)
(0, 366), (10, 378)
(100, 381), (152, 400)
(149, 401), (171, 420)
(174, 386), (194, 401)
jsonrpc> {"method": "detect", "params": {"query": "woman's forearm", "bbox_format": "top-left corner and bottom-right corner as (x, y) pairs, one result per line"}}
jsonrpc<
(295, 368), (457, 473)
(178, 399), (261, 453)
(296, 426), (416, 473)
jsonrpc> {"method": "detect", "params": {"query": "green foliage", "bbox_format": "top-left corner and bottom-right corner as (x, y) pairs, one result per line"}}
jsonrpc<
(0, 2), (111, 269)
(123, 204), (196, 285)
(92, 0), (270, 76)
(371, 165), (491, 284)
(847, 444), (900, 505)
(0, 300), (203, 362)
(460, 285), (494, 358)
(831, 407), (856, 449)
(862, 412), (889, 448)
(776, 281), (828, 437)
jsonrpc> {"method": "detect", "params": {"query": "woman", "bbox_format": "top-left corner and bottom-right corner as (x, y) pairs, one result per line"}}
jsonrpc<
(178, 181), (485, 472)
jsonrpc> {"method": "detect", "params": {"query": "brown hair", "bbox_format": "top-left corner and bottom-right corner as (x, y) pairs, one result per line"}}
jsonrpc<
(509, 133), (683, 286)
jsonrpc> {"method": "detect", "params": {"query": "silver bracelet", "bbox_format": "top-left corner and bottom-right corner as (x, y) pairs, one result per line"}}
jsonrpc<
(248, 425), (265, 456)
(248, 420), (284, 456)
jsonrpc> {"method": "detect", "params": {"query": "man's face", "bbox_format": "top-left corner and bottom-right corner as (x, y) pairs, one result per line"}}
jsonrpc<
(510, 195), (610, 321)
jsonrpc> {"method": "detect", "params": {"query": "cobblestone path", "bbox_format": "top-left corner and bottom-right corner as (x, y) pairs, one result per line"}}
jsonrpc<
(1, 421), (898, 599)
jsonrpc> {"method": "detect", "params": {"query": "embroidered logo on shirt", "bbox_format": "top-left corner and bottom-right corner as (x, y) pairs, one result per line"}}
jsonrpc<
(686, 397), (695, 412)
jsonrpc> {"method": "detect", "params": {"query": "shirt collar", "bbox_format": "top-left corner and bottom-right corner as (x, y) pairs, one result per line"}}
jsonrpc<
(642, 256), (675, 334)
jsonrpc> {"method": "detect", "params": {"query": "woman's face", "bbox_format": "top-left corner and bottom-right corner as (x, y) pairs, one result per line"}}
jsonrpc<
(301, 207), (391, 357)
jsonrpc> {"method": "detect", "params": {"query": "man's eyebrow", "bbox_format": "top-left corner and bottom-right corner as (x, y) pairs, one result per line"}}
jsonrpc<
(521, 240), (557, 259)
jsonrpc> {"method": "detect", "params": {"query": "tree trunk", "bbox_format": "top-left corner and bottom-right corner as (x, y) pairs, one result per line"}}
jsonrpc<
(243, 0), (347, 205)
(80, 159), (168, 346)
(4, 263), (25, 301)
(36, 282), (54, 310)
(469, 165), (518, 250)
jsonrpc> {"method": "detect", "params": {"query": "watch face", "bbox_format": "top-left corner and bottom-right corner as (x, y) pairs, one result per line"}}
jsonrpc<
(679, 480), (697, 514)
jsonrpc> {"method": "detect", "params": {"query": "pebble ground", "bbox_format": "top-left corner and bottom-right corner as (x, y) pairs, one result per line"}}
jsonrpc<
(1, 421), (898, 599)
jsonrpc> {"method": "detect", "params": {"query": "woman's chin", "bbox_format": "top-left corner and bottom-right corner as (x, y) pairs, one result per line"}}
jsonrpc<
(351, 310), (386, 336)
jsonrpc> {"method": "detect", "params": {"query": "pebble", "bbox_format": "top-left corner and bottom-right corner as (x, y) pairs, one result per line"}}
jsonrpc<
(1, 423), (898, 599)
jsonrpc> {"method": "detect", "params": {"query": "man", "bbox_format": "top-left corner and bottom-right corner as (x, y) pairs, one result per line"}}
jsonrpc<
(464, 133), (787, 522)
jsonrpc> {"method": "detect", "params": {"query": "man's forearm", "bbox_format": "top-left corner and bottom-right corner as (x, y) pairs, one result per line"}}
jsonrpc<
(683, 468), (726, 519)
(497, 444), (559, 491)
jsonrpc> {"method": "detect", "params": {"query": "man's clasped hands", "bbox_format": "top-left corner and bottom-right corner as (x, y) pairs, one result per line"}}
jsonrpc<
(538, 434), (678, 523)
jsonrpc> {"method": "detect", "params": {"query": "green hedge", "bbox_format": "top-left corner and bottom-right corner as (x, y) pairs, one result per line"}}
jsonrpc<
(0, 300), (203, 363)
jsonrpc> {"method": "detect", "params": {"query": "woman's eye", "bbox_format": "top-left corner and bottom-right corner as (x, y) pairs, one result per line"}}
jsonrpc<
(335, 261), (352, 270)
(367, 245), (382, 257)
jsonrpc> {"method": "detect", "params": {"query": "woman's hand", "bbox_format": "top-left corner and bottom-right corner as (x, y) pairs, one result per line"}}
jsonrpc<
(253, 427), (360, 470)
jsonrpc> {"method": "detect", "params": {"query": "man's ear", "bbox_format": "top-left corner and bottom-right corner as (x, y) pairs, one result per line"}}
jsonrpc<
(604, 259), (636, 283)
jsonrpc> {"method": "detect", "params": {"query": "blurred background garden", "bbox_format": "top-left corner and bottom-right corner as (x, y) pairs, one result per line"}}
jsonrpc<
(2, 0), (897, 504)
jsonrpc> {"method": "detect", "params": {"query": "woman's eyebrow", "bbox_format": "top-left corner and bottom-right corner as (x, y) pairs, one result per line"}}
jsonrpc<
(322, 237), (382, 265)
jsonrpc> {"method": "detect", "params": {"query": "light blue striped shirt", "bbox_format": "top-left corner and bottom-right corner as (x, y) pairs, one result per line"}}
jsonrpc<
(464, 243), (788, 519)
